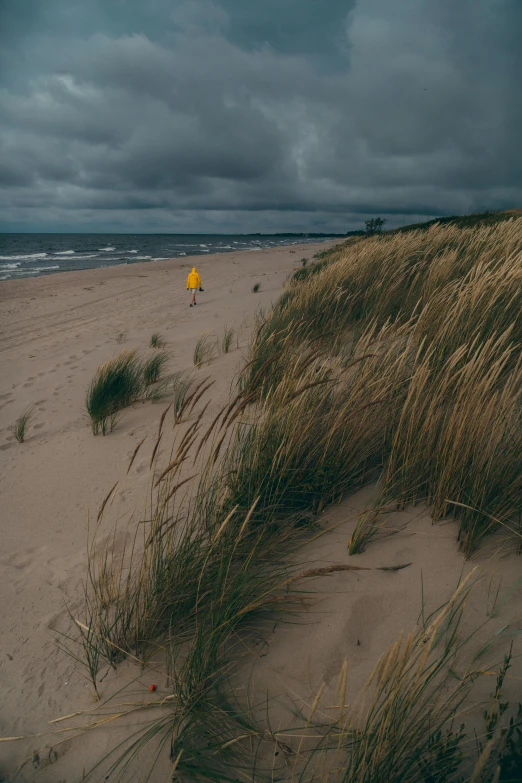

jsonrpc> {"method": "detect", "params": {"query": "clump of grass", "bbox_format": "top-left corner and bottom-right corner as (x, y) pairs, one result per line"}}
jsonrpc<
(193, 331), (217, 366)
(12, 406), (35, 443)
(150, 332), (166, 349)
(86, 349), (170, 434)
(116, 331), (127, 343)
(171, 370), (198, 423)
(86, 350), (144, 435)
(252, 282), (261, 293)
(301, 257), (308, 266)
(221, 323), (235, 354)
(142, 350), (169, 386)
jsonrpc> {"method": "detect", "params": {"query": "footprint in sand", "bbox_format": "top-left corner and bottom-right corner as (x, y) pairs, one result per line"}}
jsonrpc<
(0, 392), (13, 401)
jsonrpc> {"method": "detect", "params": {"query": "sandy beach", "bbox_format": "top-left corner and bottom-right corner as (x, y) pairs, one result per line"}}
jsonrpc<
(1, 240), (521, 781)
(0, 241), (334, 778)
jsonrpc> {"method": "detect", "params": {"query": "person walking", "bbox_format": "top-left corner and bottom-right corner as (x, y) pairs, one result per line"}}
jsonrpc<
(186, 266), (202, 307)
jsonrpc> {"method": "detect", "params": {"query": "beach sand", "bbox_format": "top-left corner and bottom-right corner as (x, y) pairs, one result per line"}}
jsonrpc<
(0, 241), (521, 781)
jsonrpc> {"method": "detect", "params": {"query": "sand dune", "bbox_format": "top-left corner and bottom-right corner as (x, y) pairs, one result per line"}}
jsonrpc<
(0, 240), (520, 781)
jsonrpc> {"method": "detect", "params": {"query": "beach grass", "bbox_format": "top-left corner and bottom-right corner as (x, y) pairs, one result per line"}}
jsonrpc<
(171, 370), (199, 423)
(149, 332), (166, 349)
(86, 348), (170, 434)
(12, 405), (35, 443)
(142, 350), (169, 386)
(69, 401), (315, 776)
(193, 331), (217, 366)
(292, 574), (522, 783)
(86, 350), (144, 435)
(246, 220), (522, 555)
(221, 323), (235, 354)
(252, 282), (261, 292)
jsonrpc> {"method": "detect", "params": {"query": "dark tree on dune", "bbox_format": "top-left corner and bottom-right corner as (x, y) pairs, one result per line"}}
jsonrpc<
(365, 217), (387, 236)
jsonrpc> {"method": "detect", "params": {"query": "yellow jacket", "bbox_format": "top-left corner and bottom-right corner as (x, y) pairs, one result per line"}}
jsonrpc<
(186, 268), (201, 289)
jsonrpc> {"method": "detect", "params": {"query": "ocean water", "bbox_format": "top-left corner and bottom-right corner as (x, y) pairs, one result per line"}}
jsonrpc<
(0, 233), (339, 281)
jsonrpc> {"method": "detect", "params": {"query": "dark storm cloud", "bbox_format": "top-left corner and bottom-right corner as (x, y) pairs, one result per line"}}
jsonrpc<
(0, 0), (521, 232)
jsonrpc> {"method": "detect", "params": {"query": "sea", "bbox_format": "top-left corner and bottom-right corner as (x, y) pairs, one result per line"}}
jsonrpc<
(0, 233), (341, 281)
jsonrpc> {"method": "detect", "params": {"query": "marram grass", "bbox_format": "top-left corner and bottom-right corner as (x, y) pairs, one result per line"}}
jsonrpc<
(12, 405), (35, 443)
(248, 220), (522, 556)
(86, 348), (170, 434)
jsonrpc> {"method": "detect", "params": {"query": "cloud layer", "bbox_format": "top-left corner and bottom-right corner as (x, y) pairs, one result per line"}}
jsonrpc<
(0, 0), (520, 232)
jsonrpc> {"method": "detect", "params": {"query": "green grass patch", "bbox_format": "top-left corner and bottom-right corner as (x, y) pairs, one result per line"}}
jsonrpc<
(12, 406), (35, 443)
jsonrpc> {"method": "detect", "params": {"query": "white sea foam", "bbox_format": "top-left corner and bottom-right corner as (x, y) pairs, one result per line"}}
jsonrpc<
(0, 262), (21, 270)
(55, 250), (75, 255)
(34, 266), (60, 271)
(129, 249), (138, 254)
(0, 253), (48, 261)
(98, 246), (116, 252)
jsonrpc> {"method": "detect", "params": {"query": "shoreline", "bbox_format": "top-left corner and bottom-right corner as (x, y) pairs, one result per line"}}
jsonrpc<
(0, 240), (337, 297)
(0, 235), (345, 284)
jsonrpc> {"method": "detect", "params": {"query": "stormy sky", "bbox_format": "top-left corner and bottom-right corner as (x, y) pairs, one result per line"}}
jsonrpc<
(0, 0), (520, 233)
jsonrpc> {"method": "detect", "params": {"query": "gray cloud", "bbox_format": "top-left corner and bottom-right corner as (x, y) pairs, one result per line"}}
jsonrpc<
(0, 0), (521, 232)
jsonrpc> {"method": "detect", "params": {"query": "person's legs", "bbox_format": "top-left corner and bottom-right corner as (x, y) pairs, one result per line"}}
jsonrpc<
(191, 290), (196, 305)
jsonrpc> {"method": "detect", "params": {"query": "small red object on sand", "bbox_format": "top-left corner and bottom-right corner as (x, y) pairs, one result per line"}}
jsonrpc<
(149, 684), (157, 692)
